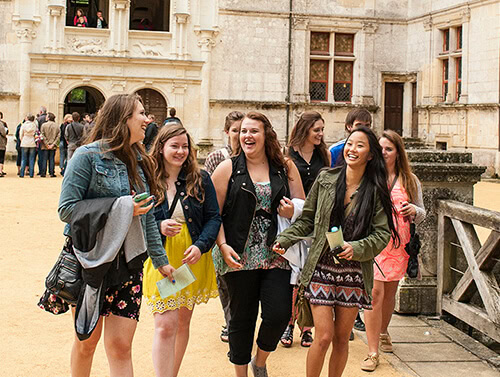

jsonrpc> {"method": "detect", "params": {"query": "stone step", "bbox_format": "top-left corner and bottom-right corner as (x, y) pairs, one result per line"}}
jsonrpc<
(404, 137), (427, 150)
(408, 150), (473, 164)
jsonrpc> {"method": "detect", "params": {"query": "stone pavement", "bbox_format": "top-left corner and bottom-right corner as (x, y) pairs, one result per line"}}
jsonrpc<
(357, 313), (500, 376)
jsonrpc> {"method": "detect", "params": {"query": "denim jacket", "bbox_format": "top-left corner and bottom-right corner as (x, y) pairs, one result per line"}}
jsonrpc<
(58, 141), (169, 269)
(154, 169), (221, 254)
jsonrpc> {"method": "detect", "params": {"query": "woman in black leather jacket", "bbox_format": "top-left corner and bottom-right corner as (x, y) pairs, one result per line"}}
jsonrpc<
(212, 111), (305, 377)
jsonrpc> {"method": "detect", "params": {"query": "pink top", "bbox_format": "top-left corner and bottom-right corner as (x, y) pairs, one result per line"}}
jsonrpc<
(374, 180), (412, 282)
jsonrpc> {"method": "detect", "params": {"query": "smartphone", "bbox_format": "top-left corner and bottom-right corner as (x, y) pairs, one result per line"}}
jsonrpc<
(134, 192), (150, 202)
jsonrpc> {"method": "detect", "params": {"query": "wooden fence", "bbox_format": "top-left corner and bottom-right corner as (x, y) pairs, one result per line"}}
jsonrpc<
(437, 200), (500, 343)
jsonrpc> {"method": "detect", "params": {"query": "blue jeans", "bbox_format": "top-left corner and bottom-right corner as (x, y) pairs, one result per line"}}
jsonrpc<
(20, 147), (36, 177)
(40, 149), (56, 176)
(59, 142), (67, 175)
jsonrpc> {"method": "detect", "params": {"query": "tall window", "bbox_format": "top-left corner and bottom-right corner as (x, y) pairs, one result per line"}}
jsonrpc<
(442, 59), (449, 101)
(130, 0), (170, 31)
(442, 29), (450, 52)
(439, 25), (462, 103)
(456, 26), (462, 50)
(456, 57), (462, 101)
(309, 32), (355, 102)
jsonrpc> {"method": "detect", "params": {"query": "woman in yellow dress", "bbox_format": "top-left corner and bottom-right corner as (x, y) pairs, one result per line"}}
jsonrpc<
(143, 123), (221, 377)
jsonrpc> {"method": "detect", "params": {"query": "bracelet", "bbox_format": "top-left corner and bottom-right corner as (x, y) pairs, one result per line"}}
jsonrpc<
(219, 242), (227, 248)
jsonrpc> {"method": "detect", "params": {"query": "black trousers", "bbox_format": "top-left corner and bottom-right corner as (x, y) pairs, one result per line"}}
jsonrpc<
(223, 268), (292, 365)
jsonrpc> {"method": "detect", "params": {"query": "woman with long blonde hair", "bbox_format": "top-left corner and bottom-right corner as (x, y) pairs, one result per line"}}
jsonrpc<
(143, 123), (221, 377)
(362, 130), (426, 371)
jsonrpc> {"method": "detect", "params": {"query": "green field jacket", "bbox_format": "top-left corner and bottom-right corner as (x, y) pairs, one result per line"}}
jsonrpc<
(276, 168), (391, 300)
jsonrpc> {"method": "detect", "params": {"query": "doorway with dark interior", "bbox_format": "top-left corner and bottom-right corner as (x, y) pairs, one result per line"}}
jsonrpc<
(64, 86), (105, 117)
(384, 82), (404, 135)
(135, 88), (168, 124)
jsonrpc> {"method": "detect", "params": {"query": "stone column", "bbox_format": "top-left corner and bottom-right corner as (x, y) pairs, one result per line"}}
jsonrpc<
(174, 13), (190, 59)
(110, 0), (130, 55)
(46, 1), (65, 52)
(46, 77), (62, 119)
(395, 146), (486, 314)
(195, 29), (218, 152)
(172, 83), (187, 121)
(291, 16), (309, 103)
(15, 20), (38, 119)
(352, 22), (377, 106)
(422, 16), (433, 105)
(459, 8), (470, 104)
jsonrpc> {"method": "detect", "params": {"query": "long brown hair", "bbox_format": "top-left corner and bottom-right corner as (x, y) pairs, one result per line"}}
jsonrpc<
(288, 111), (329, 166)
(150, 123), (204, 205)
(380, 130), (418, 202)
(242, 112), (289, 175)
(85, 94), (158, 197)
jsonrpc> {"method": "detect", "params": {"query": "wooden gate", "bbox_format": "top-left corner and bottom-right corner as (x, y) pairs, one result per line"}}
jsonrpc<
(437, 200), (500, 343)
(384, 82), (404, 134)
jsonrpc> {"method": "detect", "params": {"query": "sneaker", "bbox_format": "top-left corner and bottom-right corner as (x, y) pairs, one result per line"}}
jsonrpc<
(220, 325), (229, 343)
(360, 353), (379, 372)
(250, 357), (268, 377)
(354, 314), (365, 331)
(380, 333), (393, 353)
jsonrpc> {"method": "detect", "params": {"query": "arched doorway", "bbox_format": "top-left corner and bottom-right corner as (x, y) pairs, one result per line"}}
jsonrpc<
(136, 89), (168, 123)
(64, 86), (105, 117)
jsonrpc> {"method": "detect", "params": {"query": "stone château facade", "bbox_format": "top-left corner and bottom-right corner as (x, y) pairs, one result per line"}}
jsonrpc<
(0, 0), (499, 175)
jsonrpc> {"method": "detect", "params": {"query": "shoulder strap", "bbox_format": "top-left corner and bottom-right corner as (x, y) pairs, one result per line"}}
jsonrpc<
(168, 185), (182, 217)
(389, 175), (398, 193)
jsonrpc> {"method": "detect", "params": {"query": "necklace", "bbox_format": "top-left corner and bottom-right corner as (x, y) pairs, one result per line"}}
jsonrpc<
(297, 147), (314, 164)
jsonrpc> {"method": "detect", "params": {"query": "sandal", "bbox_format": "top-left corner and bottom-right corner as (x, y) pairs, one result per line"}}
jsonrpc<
(220, 325), (229, 343)
(280, 324), (294, 347)
(300, 330), (313, 347)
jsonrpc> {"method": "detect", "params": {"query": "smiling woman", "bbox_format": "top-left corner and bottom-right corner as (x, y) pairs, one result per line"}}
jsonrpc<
(143, 123), (221, 377)
(56, 93), (175, 376)
(211, 111), (306, 376)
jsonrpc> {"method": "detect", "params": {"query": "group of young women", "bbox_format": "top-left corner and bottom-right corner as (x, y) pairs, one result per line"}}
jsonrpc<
(58, 93), (425, 377)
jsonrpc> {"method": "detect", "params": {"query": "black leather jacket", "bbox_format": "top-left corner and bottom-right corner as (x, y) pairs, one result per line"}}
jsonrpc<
(154, 169), (221, 254)
(222, 153), (289, 254)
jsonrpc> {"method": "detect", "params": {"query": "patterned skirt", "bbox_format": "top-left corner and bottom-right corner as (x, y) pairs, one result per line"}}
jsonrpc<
(143, 224), (219, 313)
(305, 249), (372, 310)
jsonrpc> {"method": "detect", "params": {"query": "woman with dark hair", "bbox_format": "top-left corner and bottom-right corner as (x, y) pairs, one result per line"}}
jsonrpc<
(212, 111), (305, 377)
(73, 9), (88, 27)
(58, 93), (175, 377)
(362, 130), (426, 371)
(204, 110), (245, 343)
(274, 126), (399, 377)
(280, 110), (330, 348)
(143, 123), (221, 377)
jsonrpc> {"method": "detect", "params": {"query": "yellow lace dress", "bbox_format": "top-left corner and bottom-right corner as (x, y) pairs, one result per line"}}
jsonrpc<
(143, 199), (218, 312)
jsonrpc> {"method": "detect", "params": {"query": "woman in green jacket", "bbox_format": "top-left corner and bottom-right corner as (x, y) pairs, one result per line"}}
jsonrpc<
(273, 126), (399, 377)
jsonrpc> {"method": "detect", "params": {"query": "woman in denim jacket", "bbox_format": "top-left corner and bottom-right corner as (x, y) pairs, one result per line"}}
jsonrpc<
(143, 124), (221, 377)
(58, 94), (175, 377)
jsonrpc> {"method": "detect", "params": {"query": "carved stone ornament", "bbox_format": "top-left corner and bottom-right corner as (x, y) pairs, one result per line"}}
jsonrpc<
(362, 21), (378, 34)
(423, 16), (433, 31)
(292, 16), (309, 30)
(197, 38), (216, 49)
(461, 7), (471, 22)
(16, 28), (37, 41)
(133, 42), (164, 56)
(69, 38), (104, 55)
